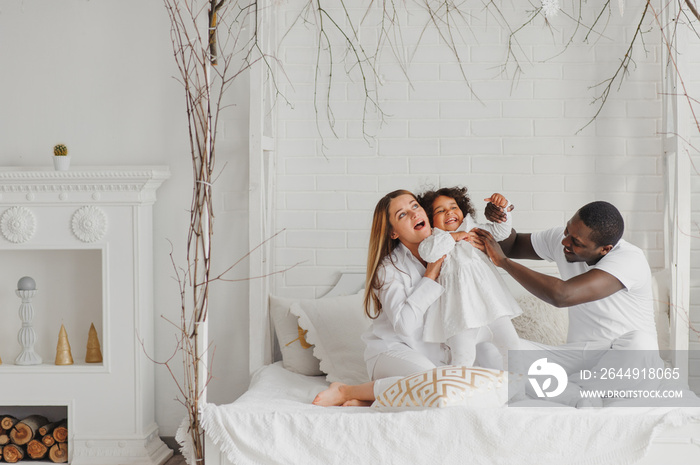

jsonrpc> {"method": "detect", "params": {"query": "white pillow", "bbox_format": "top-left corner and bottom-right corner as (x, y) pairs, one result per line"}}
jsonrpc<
(512, 295), (568, 346)
(269, 296), (323, 376)
(373, 366), (510, 408)
(291, 292), (370, 385)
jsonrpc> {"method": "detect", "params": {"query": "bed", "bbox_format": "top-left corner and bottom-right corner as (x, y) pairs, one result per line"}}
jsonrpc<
(193, 272), (700, 465)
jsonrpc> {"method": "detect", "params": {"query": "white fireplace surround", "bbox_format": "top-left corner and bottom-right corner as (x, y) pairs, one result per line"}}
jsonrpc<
(0, 166), (171, 465)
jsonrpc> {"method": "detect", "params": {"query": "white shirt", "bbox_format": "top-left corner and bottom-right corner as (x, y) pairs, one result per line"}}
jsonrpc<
(362, 243), (446, 376)
(531, 226), (657, 347)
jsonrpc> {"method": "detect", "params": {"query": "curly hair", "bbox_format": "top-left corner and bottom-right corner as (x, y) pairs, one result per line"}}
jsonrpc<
(577, 201), (624, 247)
(417, 186), (476, 226)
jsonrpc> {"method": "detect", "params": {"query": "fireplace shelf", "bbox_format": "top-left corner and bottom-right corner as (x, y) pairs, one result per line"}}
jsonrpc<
(0, 166), (171, 465)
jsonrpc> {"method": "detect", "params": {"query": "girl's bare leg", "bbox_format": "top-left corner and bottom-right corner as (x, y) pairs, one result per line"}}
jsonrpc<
(312, 381), (376, 406)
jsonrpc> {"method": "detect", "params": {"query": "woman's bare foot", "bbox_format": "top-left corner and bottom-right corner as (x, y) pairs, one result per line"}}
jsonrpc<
(312, 382), (348, 406)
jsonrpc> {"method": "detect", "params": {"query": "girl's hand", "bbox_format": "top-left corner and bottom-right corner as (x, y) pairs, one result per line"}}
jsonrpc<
(485, 193), (509, 209)
(484, 193), (514, 223)
(424, 255), (446, 281)
(450, 231), (470, 242)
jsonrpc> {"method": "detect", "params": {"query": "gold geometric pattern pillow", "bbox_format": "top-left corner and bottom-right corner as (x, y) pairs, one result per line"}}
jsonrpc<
(374, 366), (508, 408)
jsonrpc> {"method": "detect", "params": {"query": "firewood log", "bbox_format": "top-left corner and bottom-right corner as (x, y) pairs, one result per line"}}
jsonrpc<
(49, 442), (68, 463)
(9, 414), (49, 446)
(0, 415), (18, 430)
(2, 443), (25, 463)
(0, 426), (9, 445)
(27, 438), (48, 459)
(38, 421), (59, 437)
(52, 420), (68, 443)
(42, 434), (56, 447)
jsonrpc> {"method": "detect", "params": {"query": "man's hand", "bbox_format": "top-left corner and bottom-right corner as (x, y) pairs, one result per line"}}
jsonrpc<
(424, 255), (446, 281)
(471, 228), (508, 267)
(484, 194), (514, 224)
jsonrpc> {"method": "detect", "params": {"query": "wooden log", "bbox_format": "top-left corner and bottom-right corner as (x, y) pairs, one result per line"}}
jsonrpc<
(2, 443), (25, 463)
(38, 421), (59, 437)
(0, 415), (18, 430)
(0, 426), (9, 445)
(42, 434), (56, 447)
(49, 442), (68, 463)
(52, 420), (68, 443)
(27, 438), (49, 459)
(9, 414), (49, 445)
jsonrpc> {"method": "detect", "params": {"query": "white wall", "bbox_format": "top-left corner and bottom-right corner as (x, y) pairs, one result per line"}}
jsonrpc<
(0, 1), (250, 436)
(273, 1), (667, 293)
(270, 0), (699, 389)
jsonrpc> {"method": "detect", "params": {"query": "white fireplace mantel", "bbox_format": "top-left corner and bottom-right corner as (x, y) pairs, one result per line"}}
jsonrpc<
(0, 166), (171, 465)
(0, 166), (170, 204)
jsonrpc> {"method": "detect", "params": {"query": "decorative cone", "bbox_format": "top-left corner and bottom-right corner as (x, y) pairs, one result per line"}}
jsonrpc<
(85, 323), (103, 363)
(55, 324), (74, 365)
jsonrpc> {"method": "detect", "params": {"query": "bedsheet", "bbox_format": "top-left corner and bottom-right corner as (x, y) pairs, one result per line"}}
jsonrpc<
(199, 362), (700, 465)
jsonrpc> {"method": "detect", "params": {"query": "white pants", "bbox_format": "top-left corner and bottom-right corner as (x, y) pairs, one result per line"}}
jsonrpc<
(515, 330), (663, 405)
(370, 340), (504, 399)
(371, 347), (438, 399)
(447, 316), (519, 370)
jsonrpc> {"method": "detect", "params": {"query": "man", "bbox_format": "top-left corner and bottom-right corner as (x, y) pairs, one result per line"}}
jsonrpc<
(475, 201), (661, 405)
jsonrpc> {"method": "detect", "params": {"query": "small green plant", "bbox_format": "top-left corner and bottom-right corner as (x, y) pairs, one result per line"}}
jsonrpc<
(53, 144), (68, 156)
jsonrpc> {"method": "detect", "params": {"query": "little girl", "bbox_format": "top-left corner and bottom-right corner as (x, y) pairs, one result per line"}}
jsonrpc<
(417, 187), (522, 369)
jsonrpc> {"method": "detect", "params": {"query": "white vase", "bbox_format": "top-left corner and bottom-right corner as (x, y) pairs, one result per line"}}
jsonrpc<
(53, 155), (71, 171)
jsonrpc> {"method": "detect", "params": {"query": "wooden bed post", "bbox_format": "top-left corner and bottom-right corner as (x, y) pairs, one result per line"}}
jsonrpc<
(661, 0), (691, 378)
(248, 0), (277, 377)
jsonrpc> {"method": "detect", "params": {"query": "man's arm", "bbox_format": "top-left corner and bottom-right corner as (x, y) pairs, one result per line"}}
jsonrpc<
(472, 229), (624, 307)
(497, 230), (541, 260)
(483, 201), (539, 259)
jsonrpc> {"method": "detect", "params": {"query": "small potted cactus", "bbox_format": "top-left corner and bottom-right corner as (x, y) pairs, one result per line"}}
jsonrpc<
(52, 143), (71, 171)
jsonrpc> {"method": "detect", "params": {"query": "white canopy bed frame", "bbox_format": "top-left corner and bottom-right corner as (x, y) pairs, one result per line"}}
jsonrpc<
(194, 3), (700, 464)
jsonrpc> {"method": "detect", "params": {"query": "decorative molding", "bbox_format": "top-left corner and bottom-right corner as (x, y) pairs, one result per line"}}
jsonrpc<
(1, 206), (36, 243)
(0, 167), (170, 205)
(72, 206), (108, 243)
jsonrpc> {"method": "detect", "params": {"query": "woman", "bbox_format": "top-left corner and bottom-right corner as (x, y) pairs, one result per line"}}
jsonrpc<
(314, 189), (502, 406)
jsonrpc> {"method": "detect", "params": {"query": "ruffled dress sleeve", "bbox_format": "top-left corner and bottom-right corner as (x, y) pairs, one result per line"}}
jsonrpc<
(418, 228), (455, 263)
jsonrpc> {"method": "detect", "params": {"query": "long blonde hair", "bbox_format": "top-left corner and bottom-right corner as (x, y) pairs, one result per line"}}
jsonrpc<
(363, 189), (415, 319)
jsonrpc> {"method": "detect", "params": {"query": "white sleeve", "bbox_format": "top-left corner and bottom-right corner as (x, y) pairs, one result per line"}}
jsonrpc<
(592, 243), (650, 292)
(418, 228), (455, 263)
(530, 226), (565, 262)
(377, 263), (444, 338)
(463, 207), (513, 241)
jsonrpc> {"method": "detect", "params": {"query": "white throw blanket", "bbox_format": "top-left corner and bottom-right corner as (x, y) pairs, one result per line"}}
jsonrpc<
(190, 363), (700, 465)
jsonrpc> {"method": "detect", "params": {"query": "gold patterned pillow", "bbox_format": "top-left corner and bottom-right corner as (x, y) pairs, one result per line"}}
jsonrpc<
(374, 366), (509, 408)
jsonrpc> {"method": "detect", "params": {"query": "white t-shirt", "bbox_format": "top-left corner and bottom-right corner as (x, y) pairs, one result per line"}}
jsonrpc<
(362, 243), (446, 376)
(531, 226), (657, 347)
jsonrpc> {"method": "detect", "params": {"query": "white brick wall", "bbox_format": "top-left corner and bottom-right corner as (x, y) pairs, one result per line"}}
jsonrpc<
(270, 1), (700, 387)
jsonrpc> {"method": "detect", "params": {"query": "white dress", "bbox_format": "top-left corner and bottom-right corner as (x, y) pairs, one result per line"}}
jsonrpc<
(418, 212), (522, 343)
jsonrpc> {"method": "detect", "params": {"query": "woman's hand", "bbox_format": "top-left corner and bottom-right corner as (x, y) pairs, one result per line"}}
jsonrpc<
(471, 228), (508, 267)
(424, 255), (446, 281)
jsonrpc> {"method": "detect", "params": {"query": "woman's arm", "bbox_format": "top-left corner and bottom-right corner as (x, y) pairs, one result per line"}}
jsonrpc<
(377, 261), (444, 337)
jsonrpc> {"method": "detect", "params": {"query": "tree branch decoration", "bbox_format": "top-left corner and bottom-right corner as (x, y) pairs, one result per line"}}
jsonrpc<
(161, 1), (261, 463)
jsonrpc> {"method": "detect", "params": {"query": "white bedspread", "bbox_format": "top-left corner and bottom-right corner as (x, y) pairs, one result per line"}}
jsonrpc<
(199, 363), (700, 465)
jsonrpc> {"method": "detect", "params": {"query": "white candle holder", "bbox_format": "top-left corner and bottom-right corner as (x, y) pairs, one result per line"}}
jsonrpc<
(15, 289), (42, 365)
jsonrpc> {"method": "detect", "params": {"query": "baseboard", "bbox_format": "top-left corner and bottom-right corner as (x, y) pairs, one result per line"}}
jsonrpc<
(161, 436), (181, 455)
